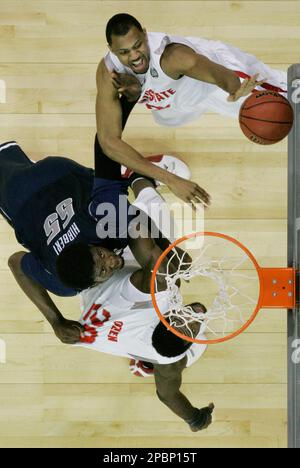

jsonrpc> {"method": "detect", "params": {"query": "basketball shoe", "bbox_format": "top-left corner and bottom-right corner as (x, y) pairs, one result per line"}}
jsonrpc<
(121, 154), (191, 185)
(129, 359), (154, 377)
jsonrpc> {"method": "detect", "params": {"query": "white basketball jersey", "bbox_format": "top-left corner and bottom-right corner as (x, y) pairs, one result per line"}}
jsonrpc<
(77, 265), (207, 366)
(105, 32), (287, 126)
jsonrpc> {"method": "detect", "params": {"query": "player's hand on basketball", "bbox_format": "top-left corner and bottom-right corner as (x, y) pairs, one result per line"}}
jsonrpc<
(188, 403), (215, 432)
(227, 74), (267, 102)
(53, 317), (85, 344)
(110, 71), (142, 102)
(168, 176), (211, 210)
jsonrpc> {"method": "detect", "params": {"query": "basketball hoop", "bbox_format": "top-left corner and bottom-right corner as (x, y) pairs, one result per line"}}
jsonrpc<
(150, 232), (296, 344)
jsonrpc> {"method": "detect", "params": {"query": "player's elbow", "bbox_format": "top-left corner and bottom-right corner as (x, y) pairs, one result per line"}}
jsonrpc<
(8, 251), (25, 271)
(98, 133), (121, 160)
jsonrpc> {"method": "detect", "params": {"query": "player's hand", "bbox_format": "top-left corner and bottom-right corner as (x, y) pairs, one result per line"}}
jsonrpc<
(227, 74), (267, 102)
(188, 403), (215, 432)
(110, 71), (142, 102)
(167, 175), (211, 210)
(53, 317), (85, 344)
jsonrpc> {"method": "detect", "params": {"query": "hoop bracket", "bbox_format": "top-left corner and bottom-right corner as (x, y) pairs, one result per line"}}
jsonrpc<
(260, 268), (296, 308)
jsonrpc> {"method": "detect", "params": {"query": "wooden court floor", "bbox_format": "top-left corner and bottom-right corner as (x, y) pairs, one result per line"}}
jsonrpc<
(0, 0), (298, 448)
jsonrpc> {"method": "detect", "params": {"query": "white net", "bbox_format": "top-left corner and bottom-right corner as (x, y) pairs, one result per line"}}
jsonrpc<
(153, 234), (261, 342)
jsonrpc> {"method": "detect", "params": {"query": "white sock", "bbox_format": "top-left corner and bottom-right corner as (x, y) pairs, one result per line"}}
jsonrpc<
(132, 187), (177, 241)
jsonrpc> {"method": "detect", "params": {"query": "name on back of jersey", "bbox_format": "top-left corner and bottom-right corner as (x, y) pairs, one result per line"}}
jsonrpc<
(52, 222), (80, 255)
(43, 197), (81, 255)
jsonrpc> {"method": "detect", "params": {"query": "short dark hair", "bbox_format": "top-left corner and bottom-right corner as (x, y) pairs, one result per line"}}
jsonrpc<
(152, 320), (192, 358)
(56, 243), (95, 291)
(106, 13), (143, 45)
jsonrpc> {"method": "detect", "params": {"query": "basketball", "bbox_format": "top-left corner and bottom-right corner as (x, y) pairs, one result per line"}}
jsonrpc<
(239, 91), (294, 144)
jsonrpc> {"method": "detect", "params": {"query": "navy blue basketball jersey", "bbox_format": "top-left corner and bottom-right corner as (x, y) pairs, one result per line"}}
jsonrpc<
(0, 141), (134, 295)
(11, 156), (131, 275)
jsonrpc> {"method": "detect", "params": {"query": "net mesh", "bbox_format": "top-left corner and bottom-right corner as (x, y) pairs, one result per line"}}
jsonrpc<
(153, 235), (260, 341)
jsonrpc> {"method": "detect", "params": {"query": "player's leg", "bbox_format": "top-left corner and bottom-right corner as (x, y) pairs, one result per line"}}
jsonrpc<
(94, 95), (138, 180)
(221, 42), (287, 92)
(130, 177), (178, 241)
(203, 42), (287, 118)
(0, 141), (34, 224)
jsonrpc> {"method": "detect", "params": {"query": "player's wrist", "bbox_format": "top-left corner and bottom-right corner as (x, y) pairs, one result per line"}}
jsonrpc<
(185, 408), (207, 430)
(50, 311), (65, 327)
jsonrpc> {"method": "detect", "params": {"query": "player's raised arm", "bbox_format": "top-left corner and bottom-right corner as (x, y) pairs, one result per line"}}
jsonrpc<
(8, 251), (84, 344)
(95, 59), (210, 206)
(161, 43), (264, 101)
(154, 359), (214, 431)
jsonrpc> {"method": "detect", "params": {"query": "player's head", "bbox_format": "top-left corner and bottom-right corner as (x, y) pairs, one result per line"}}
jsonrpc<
(56, 243), (124, 290)
(106, 13), (150, 74)
(152, 303), (206, 357)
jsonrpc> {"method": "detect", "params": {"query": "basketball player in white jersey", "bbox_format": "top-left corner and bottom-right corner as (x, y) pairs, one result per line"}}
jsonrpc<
(96, 13), (287, 205)
(77, 176), (214, 432)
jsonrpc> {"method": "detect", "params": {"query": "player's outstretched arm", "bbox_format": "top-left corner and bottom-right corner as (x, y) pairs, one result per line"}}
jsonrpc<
(154, 359), (214, 431)
(95, 59), (210, 206)
(161, 43), (263, 100)
(8, 251), (84, 344)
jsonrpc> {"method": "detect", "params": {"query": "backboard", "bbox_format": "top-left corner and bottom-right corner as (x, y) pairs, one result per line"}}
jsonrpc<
(288, 64), (300, 449)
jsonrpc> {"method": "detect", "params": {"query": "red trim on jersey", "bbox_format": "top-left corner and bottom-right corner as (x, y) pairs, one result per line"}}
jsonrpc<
(234, 70), (287, 94)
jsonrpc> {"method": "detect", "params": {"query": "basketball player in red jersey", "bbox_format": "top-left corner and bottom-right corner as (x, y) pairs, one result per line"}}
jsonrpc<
(95, 13), (287, 205)
(77, 176), (214, 432)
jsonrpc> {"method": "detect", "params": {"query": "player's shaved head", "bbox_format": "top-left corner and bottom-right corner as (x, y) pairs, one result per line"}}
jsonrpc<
(152, 321), (192, 358)
(152, 303), (206, 357)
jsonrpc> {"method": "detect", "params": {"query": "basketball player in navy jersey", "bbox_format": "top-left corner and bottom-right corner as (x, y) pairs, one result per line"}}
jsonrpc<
(3, 131), (186, 345)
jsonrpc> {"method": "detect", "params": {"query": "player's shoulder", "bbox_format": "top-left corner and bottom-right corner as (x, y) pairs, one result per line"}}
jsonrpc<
(163, 42), (196, 61)
(161, 42), (197, 76)
(96, 58), (109, 81)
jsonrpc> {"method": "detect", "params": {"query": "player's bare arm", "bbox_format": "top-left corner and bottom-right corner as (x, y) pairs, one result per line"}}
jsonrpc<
(129, 222), (190, 293)
(161, 43), (265, 101)
(154, 359), (214, 431)
(128, 224), (172, 293)
(96, 59), (175, 184)
(96, 60), (210, 206)
(8, 251), (84, 344)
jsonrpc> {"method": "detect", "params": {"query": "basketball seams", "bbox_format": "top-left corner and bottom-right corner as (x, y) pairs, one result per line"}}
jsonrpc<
(240, 115), (293, 125)
(240, 121), (279, 142)
(242, 100), (292, 111)
(239, 91), (293, 144)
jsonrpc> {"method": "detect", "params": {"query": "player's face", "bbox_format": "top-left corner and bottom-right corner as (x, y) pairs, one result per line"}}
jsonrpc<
(109, 27), (150, 74)
(91, 247), (124, 283)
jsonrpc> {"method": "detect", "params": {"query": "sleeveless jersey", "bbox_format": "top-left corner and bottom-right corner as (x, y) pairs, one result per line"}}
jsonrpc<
(105, 32), (287, 126)
(77, 266), (207, 365)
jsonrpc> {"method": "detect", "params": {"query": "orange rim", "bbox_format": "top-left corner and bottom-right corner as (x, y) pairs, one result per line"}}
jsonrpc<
(150, 231), (263, 344)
